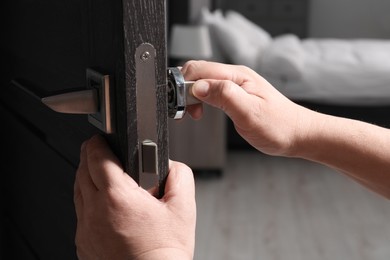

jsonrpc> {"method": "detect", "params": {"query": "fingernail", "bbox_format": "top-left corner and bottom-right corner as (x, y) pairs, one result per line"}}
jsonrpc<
(193, 81), (209, 98)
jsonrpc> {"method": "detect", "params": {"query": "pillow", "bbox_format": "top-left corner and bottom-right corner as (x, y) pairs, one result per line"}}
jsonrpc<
(209, 15), (260, 68)
(257, 34), (306, 80)
(200, 9), (265, 68)
(199, 7), (224, 25)
(225, 10), (272, 56)
(198, 8), (226, 62)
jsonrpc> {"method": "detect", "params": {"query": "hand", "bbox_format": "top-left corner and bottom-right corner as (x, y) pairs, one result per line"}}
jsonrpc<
(74, 135), (196, 260)
(183, 60), (313, 156)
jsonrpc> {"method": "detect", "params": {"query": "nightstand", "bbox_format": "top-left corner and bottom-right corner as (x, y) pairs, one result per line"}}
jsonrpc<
(169, 104), (226, 175)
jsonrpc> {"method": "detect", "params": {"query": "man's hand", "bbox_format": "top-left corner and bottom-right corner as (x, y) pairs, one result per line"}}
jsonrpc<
(183, 60), (390, 199)
(74, 135), (196, 260)
(183, 60), (313, 156)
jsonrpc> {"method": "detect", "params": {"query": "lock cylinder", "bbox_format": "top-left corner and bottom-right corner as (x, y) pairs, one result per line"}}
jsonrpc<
(167, 67), (201, 119)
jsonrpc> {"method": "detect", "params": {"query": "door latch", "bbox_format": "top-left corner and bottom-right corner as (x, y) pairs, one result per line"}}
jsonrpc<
(41, 59), (201, 191)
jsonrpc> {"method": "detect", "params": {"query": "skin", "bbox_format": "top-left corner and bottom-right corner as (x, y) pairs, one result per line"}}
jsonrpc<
(184, 60), (390, 199)
(75, 60), (390, 259)
(74, 135), (196, 260)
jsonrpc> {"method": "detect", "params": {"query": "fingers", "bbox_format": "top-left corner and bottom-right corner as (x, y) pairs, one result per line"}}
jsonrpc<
(186, 104), (203, 120)
(85, 135), (138, 191)
(163, 160), (195, 208)
(74, 140), (98, 209)
(191, 79), (256, 125)
(73, 177), (83, 219)
(182, 60), (269, 121)
(182, 60), (257, 85)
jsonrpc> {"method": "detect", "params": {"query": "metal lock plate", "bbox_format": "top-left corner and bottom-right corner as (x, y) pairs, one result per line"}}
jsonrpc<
(135, 43), (160, 190)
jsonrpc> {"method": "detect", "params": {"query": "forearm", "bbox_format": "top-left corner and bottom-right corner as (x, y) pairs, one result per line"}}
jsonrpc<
(134, 248), (193, 260)
(293, 109), (390, 198)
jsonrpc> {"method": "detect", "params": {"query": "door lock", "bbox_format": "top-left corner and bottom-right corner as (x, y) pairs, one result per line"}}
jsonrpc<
(40, 64), (201, 191)
(167, 67), (201, 119)
(41, 67), (201, 127)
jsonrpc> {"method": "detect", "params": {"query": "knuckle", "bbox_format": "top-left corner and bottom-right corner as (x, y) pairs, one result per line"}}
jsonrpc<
(216, 80), (236, 112)
(182, 60), (196, 69)
(182, 60), (207, 79)
(237, 64), (250, 71)
(236, 65), (257, 79)
(237, 64), (254, 74)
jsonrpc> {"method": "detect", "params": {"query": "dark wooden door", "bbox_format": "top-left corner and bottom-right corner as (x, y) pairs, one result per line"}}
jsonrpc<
(0, 0), (168, 259)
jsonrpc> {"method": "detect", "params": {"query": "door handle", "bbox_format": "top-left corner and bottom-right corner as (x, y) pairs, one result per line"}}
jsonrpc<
(38, 63), (201, 191)
(41, 89), (98, 114)
(41, 67), (201, 124)
(41, 68), (114, 134)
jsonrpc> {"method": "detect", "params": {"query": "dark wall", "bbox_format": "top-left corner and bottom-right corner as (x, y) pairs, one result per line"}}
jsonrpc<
(168, 0), (190, 30)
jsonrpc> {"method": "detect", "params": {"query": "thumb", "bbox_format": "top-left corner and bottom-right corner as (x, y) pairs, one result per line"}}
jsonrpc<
(163, 161), (195, 209)
(192, 80), (253, 123)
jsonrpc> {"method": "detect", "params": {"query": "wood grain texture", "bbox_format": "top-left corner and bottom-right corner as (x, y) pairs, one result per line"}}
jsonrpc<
(195, 152), (390, 260)
(122, 0), (168, 195)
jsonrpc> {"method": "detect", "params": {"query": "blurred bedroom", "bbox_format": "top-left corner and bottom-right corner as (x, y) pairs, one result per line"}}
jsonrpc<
(167, 0), (390, 259)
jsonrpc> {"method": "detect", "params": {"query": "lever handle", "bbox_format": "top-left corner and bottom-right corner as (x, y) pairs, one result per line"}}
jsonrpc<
(40, 67), (200, 134)
(41, 89), (98, 114)
(40, 69), (113, 134)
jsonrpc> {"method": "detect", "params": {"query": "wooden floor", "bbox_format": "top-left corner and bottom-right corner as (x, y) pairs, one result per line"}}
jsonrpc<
(194, 152), (390, 260)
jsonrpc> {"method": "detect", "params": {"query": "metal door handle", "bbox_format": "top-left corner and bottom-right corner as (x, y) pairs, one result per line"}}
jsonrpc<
(41, 69), (113, 134)
(41, 89), (98, 114)
(41, 67), (201, 124)
(40, 65), (201, 191)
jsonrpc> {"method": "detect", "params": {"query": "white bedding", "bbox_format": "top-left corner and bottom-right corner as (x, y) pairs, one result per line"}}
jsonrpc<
(200, 9), (390, 105)
(261, 36), (390, 105)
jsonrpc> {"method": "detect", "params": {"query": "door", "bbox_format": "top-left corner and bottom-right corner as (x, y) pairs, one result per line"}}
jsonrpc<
(0, 0), (168, 259)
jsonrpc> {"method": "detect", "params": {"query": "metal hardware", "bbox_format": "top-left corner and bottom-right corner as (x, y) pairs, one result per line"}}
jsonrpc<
(142, 140), (158, 175)
(41, 89), (98, 114)
(135, 43), (160, 190)
(167, 67), (201, 119)
(140, 51), (151, 61)
(87, 69), (114, 134)
(41, 69), (114, 134)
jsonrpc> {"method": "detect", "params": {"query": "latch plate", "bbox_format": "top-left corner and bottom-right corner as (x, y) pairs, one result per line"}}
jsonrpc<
(135, 43), (160, 190)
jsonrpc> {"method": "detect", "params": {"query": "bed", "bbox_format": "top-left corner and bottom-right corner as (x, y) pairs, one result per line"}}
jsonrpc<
(199, 8), (390, 149)
(199, 9), (390, 106)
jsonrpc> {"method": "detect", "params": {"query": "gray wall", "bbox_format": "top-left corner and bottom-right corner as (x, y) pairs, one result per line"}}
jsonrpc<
(309, 0), (390, 38)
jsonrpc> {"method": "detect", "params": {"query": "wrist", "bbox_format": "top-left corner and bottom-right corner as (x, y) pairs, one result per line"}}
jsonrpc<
(135, 248), (193, 260)
(288, 106), (322, 158)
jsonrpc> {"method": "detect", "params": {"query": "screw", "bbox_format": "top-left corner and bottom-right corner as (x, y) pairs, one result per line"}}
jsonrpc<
(141, 51), (151, 61)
